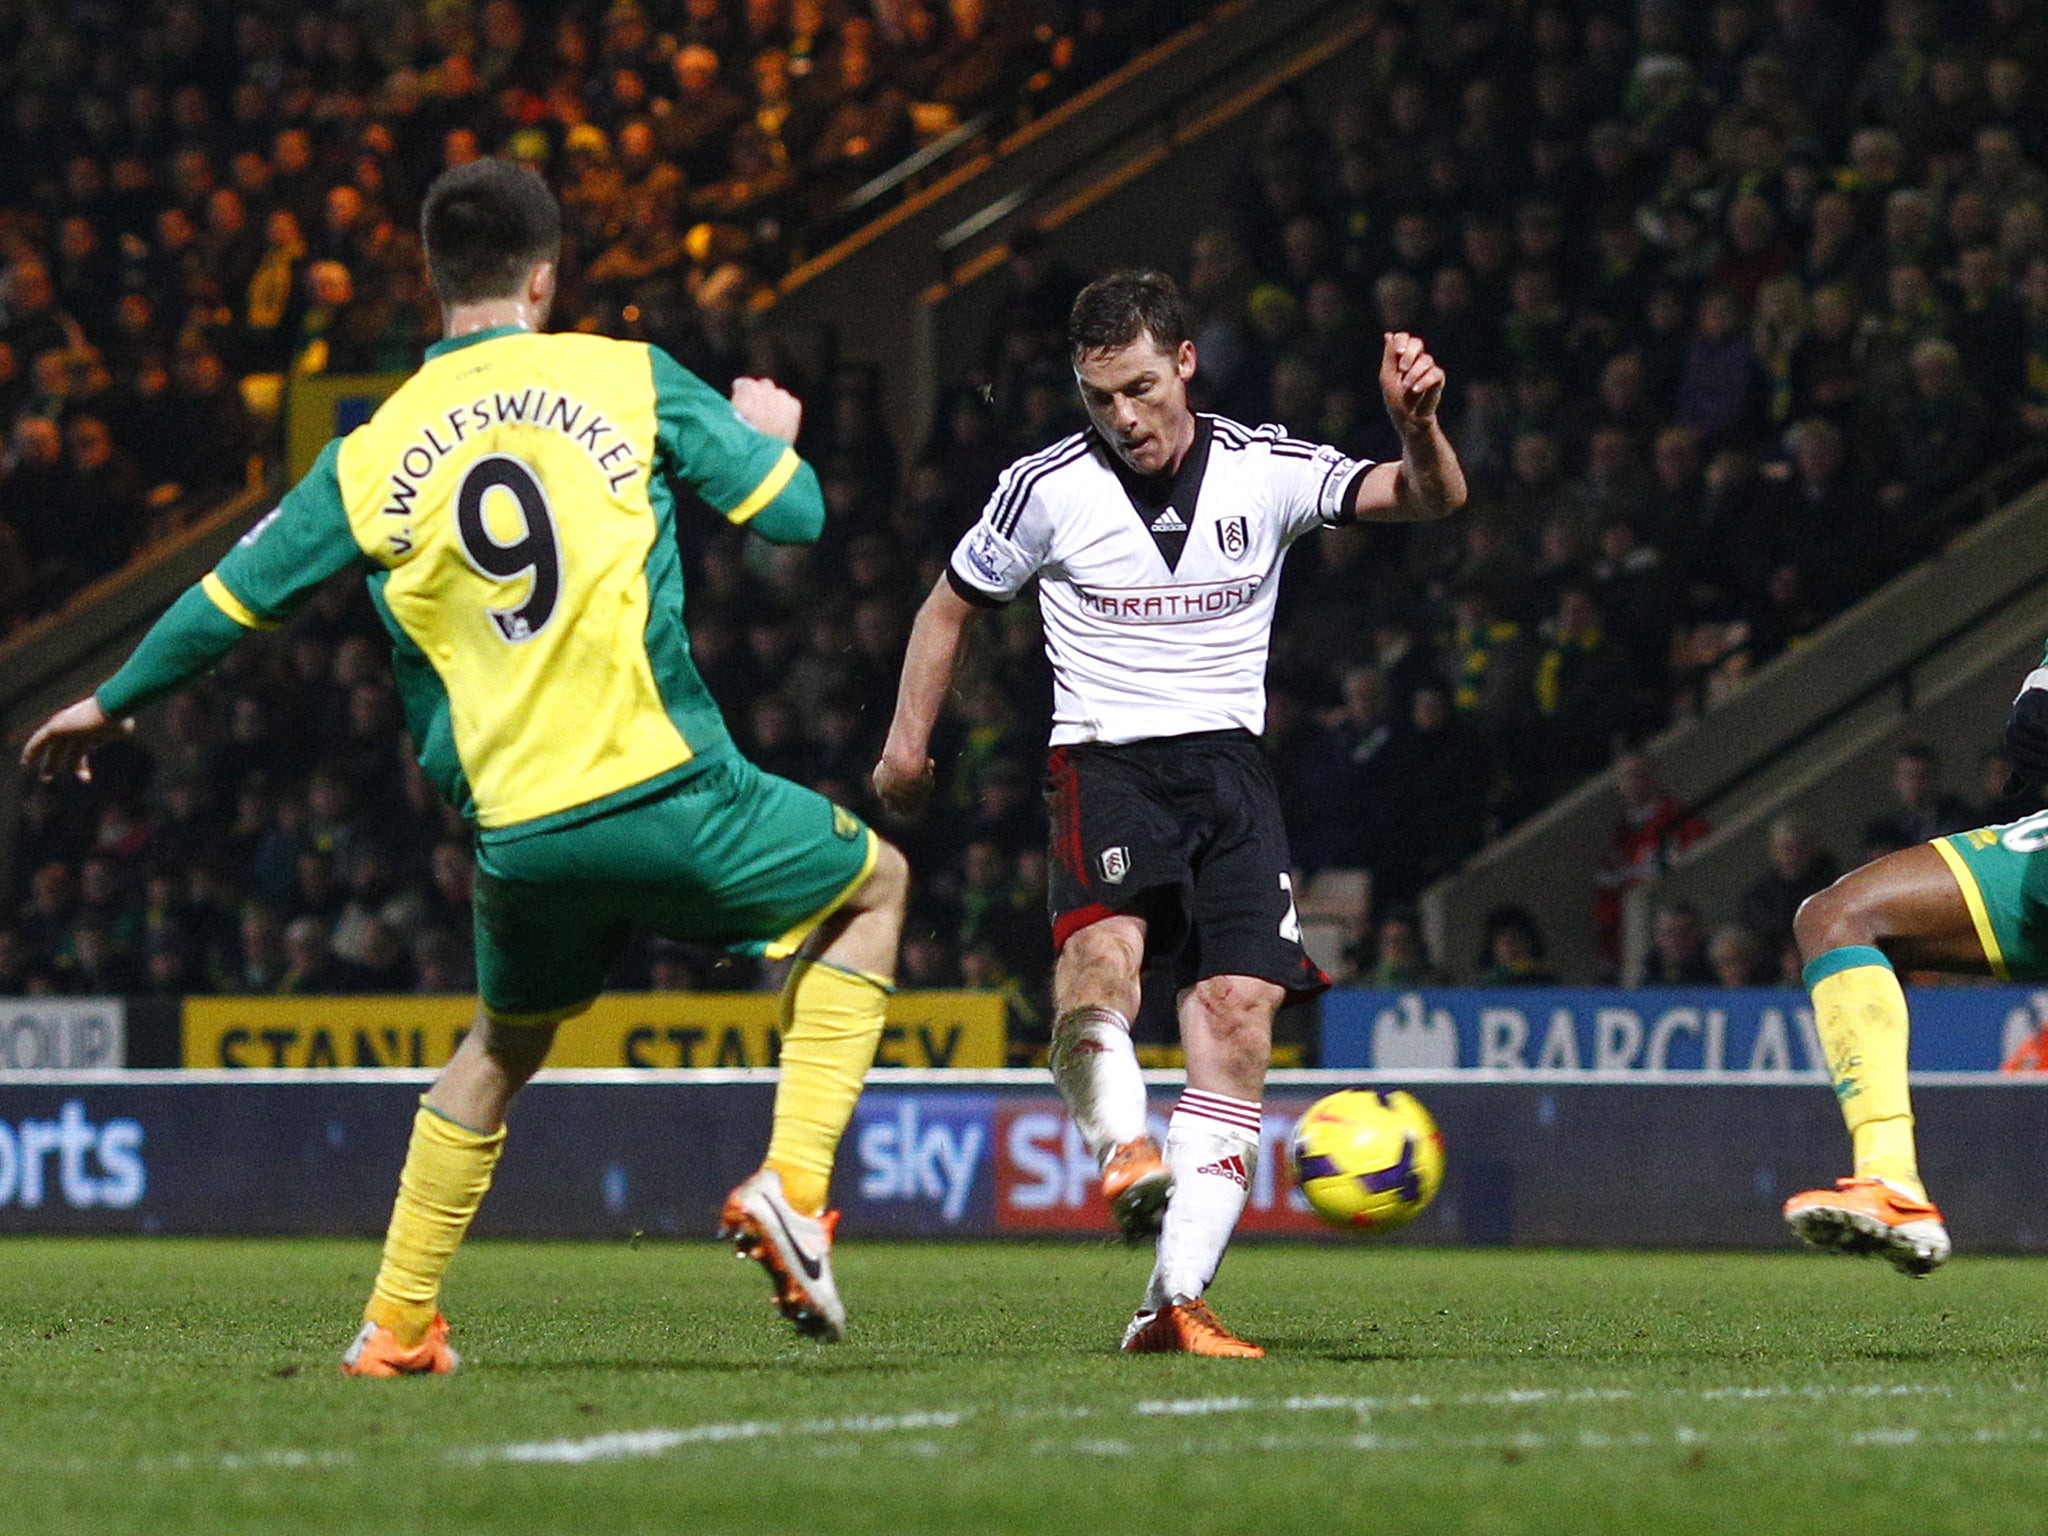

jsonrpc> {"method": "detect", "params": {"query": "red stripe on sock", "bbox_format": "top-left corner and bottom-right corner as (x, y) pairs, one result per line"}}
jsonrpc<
(1173, 1091), (1263, 1132)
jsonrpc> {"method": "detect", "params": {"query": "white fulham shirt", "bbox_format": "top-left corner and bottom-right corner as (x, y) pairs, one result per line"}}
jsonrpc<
(947, 415), (1371, 745)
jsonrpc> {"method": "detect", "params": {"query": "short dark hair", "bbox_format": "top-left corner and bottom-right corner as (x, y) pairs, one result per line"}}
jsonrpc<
(1067, 269), (1189, 361)
(420, 159), (561, 304)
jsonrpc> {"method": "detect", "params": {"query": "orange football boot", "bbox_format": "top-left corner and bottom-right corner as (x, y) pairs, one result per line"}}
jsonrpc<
(720, 1168), (847, 1341)
(1121, 1299), (1265, 1358)
(1102, 1136), (1173, 1239)
(1783, 1177), (1951, 1276)
(340, 1312), (460, 1377)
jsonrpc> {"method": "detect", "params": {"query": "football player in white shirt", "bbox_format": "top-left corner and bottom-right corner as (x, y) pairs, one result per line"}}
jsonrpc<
(874, 270), (1465, 1356)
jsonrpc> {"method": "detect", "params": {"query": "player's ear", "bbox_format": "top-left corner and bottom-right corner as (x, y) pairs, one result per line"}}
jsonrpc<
(1176, 338), (1197, 383)
(529, 258), (558, 313)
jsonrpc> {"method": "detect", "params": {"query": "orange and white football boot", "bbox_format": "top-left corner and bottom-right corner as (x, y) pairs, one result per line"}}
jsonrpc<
(721, 1167), (847, 1341)
(1102, 1136), (1173, 1239)
(1783, 1177), (1951, 1276)
(340, 1312), (460, 1377)
(1121, 1299), (1265, 1358)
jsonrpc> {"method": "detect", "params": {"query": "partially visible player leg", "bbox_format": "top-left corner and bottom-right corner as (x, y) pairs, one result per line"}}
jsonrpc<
(344, 1008), (566, 1376)
(1122, 974), (1275, 1360)
(1783, 842), (1992, 1274)
(761, 839), (909, 1211)
(725, 836), (909, 1342)
(344, 842), (628, 1376)
(1043, 744), (1180, 1235)
(1050, 915), (1167, 1237)
(1125, 739), (1320, 1353)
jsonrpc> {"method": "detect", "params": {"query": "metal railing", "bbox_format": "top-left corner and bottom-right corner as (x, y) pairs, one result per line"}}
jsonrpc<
(1674, 435), (2048, 828)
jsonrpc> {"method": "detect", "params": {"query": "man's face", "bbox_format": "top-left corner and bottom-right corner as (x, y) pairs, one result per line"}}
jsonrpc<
(1342, 668), (1386, 721)
(1896, 754), (1936, 806)
(1796, 429), (1841, 484)
(1615, 752), (1652, 806)
(1073, 331), (1195, 477)
(17, 418), (61, 465)
(68, 418), (111, 469)
(1656, 909), (1699, 957)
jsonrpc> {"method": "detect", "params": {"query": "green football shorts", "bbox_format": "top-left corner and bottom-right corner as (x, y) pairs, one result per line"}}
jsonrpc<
(471, 755), (878, 1020)
(1933, 810), (2048, 981)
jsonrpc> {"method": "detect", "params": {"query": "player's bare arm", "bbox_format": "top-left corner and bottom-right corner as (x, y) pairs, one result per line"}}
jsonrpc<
(20, 695), (131, 784)
(873, 575), (981, 816)
(1352, 330), (1467, 523)
(730, 376), (803, 444)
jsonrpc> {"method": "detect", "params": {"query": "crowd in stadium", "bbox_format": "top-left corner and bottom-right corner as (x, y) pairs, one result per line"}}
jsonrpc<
(10, 0), (2048, 1025)
(0, 0), (1203, 621)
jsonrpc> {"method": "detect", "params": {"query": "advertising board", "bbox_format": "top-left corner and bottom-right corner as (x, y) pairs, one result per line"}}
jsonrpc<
(182, 991), (1006, 1069)
(1320, 987), (2045, 1074)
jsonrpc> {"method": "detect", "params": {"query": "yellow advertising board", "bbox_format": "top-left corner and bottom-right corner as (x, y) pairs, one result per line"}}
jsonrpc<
(284, 371), (410, 480)
(182, 991), (1007, 1070)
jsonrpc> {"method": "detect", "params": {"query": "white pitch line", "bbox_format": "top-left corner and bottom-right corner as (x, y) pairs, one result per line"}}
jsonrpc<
(1699, 1383), (1951, 1401)
(472, 1423), (778, 1465)
(137, 1378), (2037, 1478)
(1132, 1396), (1259, 1417)
(212, 1449), (357, 1472)
(1851, 1428), (1922, 1447)
(462, 1410), (972, 1467)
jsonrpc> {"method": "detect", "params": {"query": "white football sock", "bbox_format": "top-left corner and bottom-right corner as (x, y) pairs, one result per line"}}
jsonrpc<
(1048, 1005), (1148, 1165)
(1144, 1089), (1262, 1312)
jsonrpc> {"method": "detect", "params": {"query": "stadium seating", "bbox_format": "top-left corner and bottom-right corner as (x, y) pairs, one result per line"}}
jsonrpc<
(13, 1), (2048, 1020)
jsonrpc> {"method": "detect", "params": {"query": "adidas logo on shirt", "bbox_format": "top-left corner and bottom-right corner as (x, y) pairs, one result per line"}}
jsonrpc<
(1195, 1154), (1250, 1189)
(1149, 507), (1187, 533)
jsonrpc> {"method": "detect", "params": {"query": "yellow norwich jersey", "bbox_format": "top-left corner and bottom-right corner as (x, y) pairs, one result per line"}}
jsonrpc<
(104, 326), (824, 835)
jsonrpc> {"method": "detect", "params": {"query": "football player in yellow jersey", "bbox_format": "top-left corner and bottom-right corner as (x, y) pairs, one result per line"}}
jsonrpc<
(23, 160), (909, 1370)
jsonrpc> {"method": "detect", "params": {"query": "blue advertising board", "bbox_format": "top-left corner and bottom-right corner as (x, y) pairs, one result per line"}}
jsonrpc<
(6, 1070), (2048, 1251)
(847, 1088), (998, 1232)
(1320, 987), (2046, 1074)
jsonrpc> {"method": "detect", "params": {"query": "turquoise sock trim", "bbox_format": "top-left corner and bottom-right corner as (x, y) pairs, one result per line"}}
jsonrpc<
(802, 958), (898, 994)
(1803, 944), (1894, 991)
(417, 1095), (501, 1140)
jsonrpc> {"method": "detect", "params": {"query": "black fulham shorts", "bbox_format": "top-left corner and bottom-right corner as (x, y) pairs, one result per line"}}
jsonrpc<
(1043, 729), (1331, 999)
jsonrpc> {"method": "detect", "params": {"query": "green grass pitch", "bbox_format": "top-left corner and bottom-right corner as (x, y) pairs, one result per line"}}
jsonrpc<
(5, 1238), (2048, 1535)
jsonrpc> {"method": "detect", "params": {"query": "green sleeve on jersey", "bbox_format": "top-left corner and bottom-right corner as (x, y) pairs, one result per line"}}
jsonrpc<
(95, 585), (249, 716)
(649, 348), (825, 544)
(209, 438), (367, 623)
(98, 438), (368, 718)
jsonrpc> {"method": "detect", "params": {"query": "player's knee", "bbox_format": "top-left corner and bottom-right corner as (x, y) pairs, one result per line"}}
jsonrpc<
(1190, 975), (1280, 1043)
(1064, 915), (1143, 978)
(472, 1011), (560, 1082)
(1793, 879), (1861, 960)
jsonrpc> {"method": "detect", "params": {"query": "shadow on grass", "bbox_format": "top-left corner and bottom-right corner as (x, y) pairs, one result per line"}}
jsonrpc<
(1851, 1347), (1976, 1364)
(475, 1355), (925, 1377)
(1204, 1333), (1438, 1362)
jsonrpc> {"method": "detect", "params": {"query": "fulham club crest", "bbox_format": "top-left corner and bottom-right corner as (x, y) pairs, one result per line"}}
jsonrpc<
(1217, 515), (1248, 559)
(1099, 846), (1130, 884)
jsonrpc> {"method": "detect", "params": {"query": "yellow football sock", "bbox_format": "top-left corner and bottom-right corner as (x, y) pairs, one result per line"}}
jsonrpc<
(766, 959), (892, 1215)
(363, 1101), (507, 1346)
(1805, 946), (1924, 1200)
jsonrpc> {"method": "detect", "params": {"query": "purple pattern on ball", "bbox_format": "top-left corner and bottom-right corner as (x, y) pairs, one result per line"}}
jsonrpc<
(1295, 1152), (1345, 1184)
(1359, 1135), (1420, 1203)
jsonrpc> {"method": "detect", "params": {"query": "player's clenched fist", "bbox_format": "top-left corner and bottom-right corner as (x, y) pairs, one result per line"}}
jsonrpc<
(731, 376), (803, 443)
(871, 750), (935, 817)
(1378, 331), (1444, 435)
